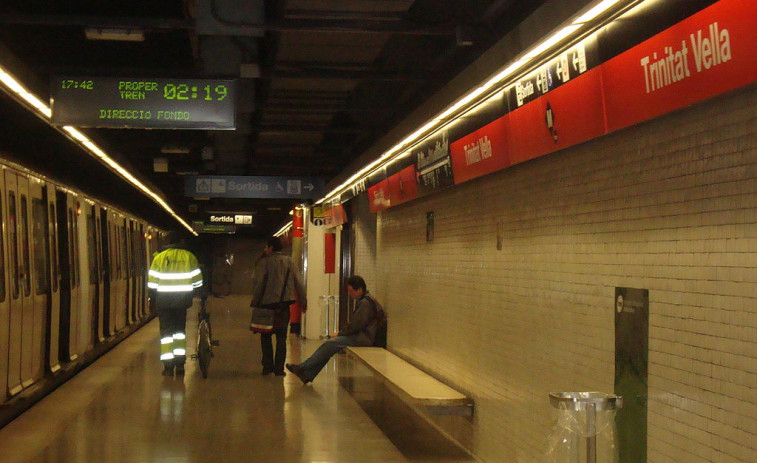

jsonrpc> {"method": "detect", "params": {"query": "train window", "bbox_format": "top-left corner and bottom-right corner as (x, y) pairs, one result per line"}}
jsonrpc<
(87, 207), (98, 284)
(32, 198), (50, 295)
(20, 195), (31, 297)
(0, 196), (5, 302)
(49, 204), (59, 293)
(8, 192), (18, 298)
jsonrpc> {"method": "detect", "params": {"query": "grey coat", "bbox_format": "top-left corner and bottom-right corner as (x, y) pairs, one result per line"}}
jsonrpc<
(250, 252), (306, 307)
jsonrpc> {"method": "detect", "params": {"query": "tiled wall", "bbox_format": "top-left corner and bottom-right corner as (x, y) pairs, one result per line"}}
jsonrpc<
(352, 194), (379, 298)
(359, 83), (756, 463)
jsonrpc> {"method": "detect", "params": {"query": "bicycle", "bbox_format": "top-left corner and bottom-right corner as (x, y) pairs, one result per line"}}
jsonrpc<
(192, 295), (219, 378)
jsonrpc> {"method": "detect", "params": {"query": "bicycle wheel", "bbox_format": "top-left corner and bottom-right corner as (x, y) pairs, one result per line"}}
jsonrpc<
(197, 319), (212, 378)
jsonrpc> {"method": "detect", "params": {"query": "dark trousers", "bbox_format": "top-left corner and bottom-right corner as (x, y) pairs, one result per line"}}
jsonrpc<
(260, 303), (290, 373)
(157, 306), (188, 367)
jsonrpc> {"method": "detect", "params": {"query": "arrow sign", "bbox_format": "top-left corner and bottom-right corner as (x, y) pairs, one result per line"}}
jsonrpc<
(185, 175), (324, 199)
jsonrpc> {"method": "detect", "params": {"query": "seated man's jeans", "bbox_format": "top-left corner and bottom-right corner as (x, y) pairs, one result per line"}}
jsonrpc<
(299, 335), (359, 380)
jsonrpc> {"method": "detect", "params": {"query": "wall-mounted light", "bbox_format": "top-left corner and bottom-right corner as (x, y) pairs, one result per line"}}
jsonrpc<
(160, 145), (191, 154)
(318, 0), (630, 206)
(153, 157), (169, 172)
(201, 146), (214, 161)
(0, 64), (197, 235)
(274, 221), (293, 237)
(85, 28), (145, 42)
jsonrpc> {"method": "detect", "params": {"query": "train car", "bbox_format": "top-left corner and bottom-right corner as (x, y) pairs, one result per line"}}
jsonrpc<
(0, 156), (158, 425)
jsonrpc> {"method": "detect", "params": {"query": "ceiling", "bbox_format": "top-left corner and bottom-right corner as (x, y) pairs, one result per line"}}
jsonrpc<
(0, 0), (544, 237)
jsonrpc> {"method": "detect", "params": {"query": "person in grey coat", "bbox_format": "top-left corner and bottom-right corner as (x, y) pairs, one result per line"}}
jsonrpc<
(250, 236), (306, 376)
(286, 275), (384, 384)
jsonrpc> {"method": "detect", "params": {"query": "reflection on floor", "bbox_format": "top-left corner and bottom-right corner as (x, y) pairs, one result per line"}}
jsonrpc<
(0, 295), (471, 463)
(339, 365), (474, 463)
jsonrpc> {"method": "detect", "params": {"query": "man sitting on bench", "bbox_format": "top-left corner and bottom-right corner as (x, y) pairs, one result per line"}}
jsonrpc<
(287, 275), (385, 384)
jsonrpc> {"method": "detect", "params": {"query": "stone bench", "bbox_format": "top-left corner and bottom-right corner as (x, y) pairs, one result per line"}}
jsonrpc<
(345, 347), (473, 416)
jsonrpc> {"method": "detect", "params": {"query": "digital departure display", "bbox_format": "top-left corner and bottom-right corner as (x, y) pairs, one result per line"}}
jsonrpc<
(50, 76), (237, 129)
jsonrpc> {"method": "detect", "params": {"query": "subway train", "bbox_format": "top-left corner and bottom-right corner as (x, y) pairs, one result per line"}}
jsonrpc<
(0, 156), (160, 426)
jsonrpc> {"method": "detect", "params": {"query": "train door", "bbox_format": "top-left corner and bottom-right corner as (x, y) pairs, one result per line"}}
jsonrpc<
(73, 199), (90, 357)
(28, 178), (50, 383)
(136, 223), (147, 319)
(116, 216), (128, 330)
(100, 208), (111, 338)
(86, 203), (104, 344)
(5, 171), (41, 390)
(0, 172), (9, 402)
(106, 211), (125, 333)
(56, 190), (82, 362)
(144, 227), (158, 318)
(39, 183), (61, 374)
(5, 170), (23, 395)
(126, 220), (136, 325)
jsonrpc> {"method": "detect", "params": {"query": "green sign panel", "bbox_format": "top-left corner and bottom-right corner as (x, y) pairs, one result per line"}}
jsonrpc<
(51, 76), (236, 129)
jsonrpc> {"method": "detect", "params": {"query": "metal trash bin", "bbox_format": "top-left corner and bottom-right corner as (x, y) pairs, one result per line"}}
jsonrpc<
(547, 392), (622, 463)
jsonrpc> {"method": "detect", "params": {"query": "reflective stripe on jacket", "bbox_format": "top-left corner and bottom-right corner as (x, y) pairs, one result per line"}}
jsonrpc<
(148, 247), (202, 309)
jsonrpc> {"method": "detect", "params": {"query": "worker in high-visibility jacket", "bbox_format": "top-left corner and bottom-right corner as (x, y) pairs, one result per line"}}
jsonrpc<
(148, 233), (203, 376)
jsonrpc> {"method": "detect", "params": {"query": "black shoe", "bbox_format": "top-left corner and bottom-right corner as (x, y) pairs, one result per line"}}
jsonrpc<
(285, 364), (311, 384)
(274, 370), (286, 376)
(162, 366), (174, 376)
(261, 368), (274, 376)
(175, 365), (185, 376)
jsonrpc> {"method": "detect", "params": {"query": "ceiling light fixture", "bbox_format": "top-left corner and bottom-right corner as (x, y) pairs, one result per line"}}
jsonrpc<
(85, 28), (145, 42)
(161, 145), (191, 154)
(0, 64), (196, 235)
(317, 0), (630, 206)
(273, 221), (293, 237)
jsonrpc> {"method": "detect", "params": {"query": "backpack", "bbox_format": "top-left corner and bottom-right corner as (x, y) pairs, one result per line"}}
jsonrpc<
(366, 295), (387, 348)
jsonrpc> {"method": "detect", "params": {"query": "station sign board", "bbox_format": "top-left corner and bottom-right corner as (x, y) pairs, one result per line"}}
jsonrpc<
(51, 76), (236, 129)
(185, 175), (324, 199)
(192, 221), (236, 234)
(205, 213), (254, 226)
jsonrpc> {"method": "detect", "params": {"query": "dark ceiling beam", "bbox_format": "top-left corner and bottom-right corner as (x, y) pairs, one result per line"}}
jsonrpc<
(266, 18), (455, 35)
(255, 142), (349, 151)
(264, 67), (426, 82)
(0, 14), (456, 36)
(481, 0), (519, 23)
(264, 105), (343, 114)
(0, 13), (192, 30)
(264, 102), (373, 113)
(261, 106), (334, 114)
(284, 9), (406, 21)
(267, 89), (351, 101)
(259, 124), (367, 134)
(35, 65), (198, 77)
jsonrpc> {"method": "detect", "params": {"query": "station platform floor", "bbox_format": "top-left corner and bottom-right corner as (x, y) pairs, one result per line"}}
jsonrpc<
(0, 295), (472, 463)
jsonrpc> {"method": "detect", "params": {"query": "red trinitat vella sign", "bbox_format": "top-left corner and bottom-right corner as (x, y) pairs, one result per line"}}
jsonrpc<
(602, 0), (757, 133)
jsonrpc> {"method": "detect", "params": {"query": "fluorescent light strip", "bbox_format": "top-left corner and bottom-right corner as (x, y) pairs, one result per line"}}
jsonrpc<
(523, 25), (582, 60)
(274, 221), (292, 237)
(574, 0), (622, 23)
(0, 66), (196, 235)
(320, 0), (629, 205)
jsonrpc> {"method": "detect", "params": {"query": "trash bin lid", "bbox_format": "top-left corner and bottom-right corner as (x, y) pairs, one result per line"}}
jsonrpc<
(549, 392), (623, 411)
